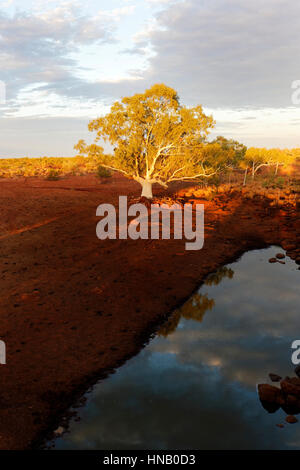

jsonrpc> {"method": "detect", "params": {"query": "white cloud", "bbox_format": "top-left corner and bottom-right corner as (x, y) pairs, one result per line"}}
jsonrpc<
(0, 3), (121, 104)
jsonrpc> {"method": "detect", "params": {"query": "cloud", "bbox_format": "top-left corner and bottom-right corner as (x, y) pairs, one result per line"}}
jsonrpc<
(146, 0), (183, 4)
(133, 0), (300, 108)
(0, 0), (299, 153)
(4, 0), (300, 110)
(0, 3), (128, 102)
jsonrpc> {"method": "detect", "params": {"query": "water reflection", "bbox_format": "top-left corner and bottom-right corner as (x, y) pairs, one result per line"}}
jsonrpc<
(158, 267), (234, 337)
(52, 247), (300, 450)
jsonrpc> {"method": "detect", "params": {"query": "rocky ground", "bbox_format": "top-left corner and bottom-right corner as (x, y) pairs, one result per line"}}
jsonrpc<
(0, 173), (299, 449)
(258, 366), (300, 426)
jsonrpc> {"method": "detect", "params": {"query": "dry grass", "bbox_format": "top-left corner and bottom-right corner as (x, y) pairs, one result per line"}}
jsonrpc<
(0, 156), (100, 179)
(177, 169), (299, 209)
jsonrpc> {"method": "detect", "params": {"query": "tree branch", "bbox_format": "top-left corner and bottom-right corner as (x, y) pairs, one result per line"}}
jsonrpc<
(168, 170), (218, 182)
(99, 163), (132, 177)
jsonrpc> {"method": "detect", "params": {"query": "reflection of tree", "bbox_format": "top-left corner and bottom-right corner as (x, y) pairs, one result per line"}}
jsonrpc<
(204, 267), (234, 286)
(158, 266), (234, 337)
(158, 294), (214, 337)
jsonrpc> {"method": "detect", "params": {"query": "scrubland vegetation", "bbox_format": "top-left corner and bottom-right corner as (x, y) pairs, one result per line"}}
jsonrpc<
(0, 155), (101, 179)
(0, 85), (299, 199)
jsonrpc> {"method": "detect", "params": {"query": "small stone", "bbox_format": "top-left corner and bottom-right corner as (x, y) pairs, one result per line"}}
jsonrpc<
(276, 253), (285, 259)
(269, 373), (282, 382)
(285, 415), (298, 424)
(258, 383), (285, 412)
(276, 424), (284, 428)
(54, 426), (65, 435)
(268, 258), (277, 263)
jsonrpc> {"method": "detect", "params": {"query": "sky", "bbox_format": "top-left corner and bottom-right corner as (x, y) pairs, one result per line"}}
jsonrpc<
(0, 0), (299, 157)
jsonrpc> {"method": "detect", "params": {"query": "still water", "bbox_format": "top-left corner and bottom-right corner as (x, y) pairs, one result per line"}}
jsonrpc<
(52, 246), (299, 450)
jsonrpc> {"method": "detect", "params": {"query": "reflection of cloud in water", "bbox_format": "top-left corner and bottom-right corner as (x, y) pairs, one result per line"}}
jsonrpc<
(54, 247), (300, 450)
(154, 248), (299, 388)
(57, 351), (288, 450)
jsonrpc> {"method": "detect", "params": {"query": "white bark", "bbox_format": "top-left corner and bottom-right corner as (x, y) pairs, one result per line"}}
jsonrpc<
(243, 168), (248, 186)
(141, 179), (153, 199)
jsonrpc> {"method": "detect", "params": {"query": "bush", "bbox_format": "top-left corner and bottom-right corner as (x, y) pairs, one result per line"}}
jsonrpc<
(208, 174), (222, 191)
(46, 169), (61, 181)
(262, 175), (286, 189)
(97, 166), (112, 179)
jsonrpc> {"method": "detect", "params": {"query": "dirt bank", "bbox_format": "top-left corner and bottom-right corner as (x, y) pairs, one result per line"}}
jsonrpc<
(0, 174), (299, 449)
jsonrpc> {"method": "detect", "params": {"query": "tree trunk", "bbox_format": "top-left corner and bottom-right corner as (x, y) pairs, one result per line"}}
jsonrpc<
(252, 162), (255, 179)
(243, 168), (248, 186)
(275, 162), (279, 175)
(140, 179), (153, 199)
(228, 170), (232, 184)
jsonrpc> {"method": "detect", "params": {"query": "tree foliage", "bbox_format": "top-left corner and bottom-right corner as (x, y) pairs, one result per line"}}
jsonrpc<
(75, 84), (221, 197)
(243, 147), (296, 178)
(211, 136), (247, 167)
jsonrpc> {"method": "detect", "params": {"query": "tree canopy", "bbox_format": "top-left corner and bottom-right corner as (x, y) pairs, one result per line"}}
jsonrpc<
(74, 84), (299, 195)
(243, 147), (295, 178)
(211, 136), (247, 167)
(75, 83), (220, 197)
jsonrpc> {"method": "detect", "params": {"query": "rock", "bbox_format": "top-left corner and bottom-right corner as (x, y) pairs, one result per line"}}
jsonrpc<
(285, 415), (298, 424)
(282, 243), (296, 251)
(260, 401), (281, 413)
(280, 379), (300, 397)
(281, 394), (300, 415)
(295, 365), (300, 378)
(288, 377), (300, 386)
(268, 258), (277, 263)
(258, 384), (285, 412)
(276, 424), (284, 428)
(276, 253), (285, 259)
(269, 373), (282, 382)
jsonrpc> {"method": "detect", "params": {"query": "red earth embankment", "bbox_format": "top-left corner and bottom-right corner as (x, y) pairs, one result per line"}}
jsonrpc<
(0, 174), (299, 449)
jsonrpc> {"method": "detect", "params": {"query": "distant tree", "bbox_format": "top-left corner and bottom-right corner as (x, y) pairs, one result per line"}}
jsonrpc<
(272, 148), (296, 175)
(211, 136), (247, 167)
(244, 147), (294, 181)
(75, 84), (218, 198)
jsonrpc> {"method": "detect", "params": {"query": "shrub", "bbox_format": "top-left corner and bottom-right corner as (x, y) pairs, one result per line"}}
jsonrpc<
(97, 165), (112, 179)
(46, 169), (61, 180)
(262, 175), (286, 189)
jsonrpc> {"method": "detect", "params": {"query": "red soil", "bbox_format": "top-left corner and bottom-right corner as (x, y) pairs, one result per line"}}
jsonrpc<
(0, 173), (299, 449)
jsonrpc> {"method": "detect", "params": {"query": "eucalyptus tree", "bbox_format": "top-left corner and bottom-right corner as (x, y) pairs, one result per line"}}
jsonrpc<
(245, 147), (293, 180)
(75, 84), (218, 198)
